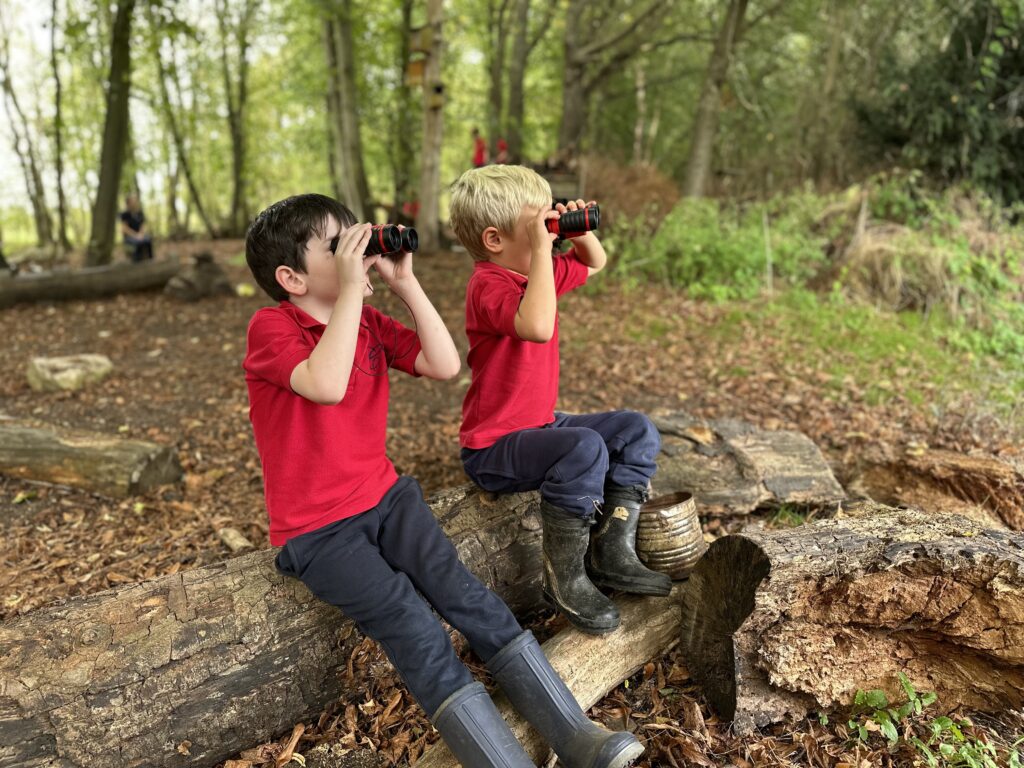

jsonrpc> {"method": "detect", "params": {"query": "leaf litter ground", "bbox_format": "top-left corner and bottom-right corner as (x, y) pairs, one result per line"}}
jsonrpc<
(1, 242), (1020, 766)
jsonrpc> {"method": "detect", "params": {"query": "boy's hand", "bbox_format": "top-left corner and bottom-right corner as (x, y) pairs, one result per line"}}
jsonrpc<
(529, 207), (559, 251)
(555, 198), (598, 241)
(372, 226), (415, 289)
(334, 223), (377, 289)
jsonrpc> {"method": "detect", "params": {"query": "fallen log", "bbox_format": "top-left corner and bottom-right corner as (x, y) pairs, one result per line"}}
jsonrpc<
(651, 410), (846, 514)
(0, 413), (843, 768)
(0, 485), (545, 768)
(679, 502), (1024, 734)
(0, 421), (183, 498)
(851, 444), (1024, 530)
(0, 259), (181, 309)
(415, 585), (683, 768)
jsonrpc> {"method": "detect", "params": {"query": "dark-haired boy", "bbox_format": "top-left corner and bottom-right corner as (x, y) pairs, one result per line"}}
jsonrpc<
(243, 194), (643, 768)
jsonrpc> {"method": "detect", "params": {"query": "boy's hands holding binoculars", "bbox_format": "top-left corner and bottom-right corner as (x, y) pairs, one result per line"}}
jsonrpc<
(372, 225), (417, 290)
(333, 223), (378, 292)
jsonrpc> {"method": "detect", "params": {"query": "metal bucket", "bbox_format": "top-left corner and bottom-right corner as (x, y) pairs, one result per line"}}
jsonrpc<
(635, 491), (706, 580)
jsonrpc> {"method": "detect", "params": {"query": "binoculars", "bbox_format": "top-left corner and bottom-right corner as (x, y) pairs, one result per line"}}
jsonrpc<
(546, 204), (600, 238)
(330, 225), (419, 258)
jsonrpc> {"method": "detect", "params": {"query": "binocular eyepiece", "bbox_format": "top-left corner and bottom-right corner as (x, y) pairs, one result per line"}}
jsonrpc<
(331, 224), (419, 258)
(546, 204), (600, 238)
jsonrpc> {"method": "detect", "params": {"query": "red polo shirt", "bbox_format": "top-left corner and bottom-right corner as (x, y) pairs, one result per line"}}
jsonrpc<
(461, 251), (588, 449)
(244, 301), (421, 545)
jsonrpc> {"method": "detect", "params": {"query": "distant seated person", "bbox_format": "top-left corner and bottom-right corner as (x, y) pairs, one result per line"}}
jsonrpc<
(120, 194), (153, 262)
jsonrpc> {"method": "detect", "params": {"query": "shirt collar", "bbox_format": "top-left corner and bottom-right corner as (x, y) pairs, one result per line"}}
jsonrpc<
(474, 259), (528, 285)
(278, 300), (325, 329)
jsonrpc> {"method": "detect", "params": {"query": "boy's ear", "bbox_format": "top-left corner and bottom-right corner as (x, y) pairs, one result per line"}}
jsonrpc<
(481, 226), (503, 256)
(275, 265), (308, 296)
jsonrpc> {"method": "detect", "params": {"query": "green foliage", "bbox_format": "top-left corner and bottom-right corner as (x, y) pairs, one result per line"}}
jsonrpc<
(847, 674), (1022, 768)
(856, 2), (1024, 204)
(605, 195), (826, 300)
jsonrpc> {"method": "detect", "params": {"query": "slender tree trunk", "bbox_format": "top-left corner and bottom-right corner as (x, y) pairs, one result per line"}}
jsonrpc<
(149, 7), (217, 237)
(50, 0), (71, 251)
(415, 0), (445, 252)
(506, 0), (530, 164)
(216, 0), (256, 237)
(558, 0), (587, 157)
(681, 0), (748, 198)
(811, 0), (843, 187)
(323, 2), (373, 220)
(633, 64), (647, 165)
(486, 0), (510, 158)
(0, 29), (54, 248)
(85, 0), (135, 266)
(392, 0), (416, 221)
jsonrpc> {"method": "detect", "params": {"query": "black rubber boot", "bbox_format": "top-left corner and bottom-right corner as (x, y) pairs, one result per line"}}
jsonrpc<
(488, 630), (645, 768)
(586, 484), (672, 596)
(540, 500), (620, 635)
(431, 682), (535, 767)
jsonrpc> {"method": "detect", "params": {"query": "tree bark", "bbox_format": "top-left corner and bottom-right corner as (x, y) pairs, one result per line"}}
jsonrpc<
(506, 0), (553, 164)
(0, 422), (183, 498)
(390, 0), (416, 222)
(486, 0), (511, 159)
(416, 585), (684, 768)
(851, 444), (1024, 531)
(215, 0), (257, 237)
(679, 502), (1024, 735)
(0, 413), (842, 768)
(0, 28), (54, 248)
(85, 0), (136, 266)
(50, 0), (71, 252)
(649, 410), (846, 514)
(323, 2), (373, 221)
(148, 4), (218, 238)
(0, 259), (181, 309)
(415, 0), (445, 252)
(680, 0), (748, 198)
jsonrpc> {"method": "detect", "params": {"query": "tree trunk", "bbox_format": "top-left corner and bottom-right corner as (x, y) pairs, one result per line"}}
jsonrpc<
(50, 0), (71, 252)
(486, 0), (510, 159)
(416, 585), (684, 768)
(649, 410), (846, 514)
(557, 0), (588, 158)
(679, 502), (1024, 735)
(0, 259), (181, 309)
(0, 422), (183, 498)
(851, 444), (1024, 531)
(415, 0), (445, 252)
(216, 0), (257, 237)
(391, 0), (416, 221)
(810, 0), (844, 187)
(681, 0), (748, 198)
(0, 31), (54, 248)
(149, 5), (217, 238)
(0, 413), (843, 768)
(506, 0), (530, 164)
(323, 2), (373, 221)
(85, 0), (136, 266)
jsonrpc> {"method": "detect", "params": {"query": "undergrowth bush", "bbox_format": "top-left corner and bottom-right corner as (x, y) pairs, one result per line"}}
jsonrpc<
(605, 173), (1024, 359)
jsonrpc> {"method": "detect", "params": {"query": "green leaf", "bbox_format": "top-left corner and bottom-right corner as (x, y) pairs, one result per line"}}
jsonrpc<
(879, 714), (899, 743)
(861, 689), (890, 710)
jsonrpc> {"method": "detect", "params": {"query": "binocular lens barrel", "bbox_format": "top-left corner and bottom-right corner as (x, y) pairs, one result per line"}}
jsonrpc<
(366, 225), (404, 256)
(546, 205), (600, 237)
(400, 227), (418, 254)
(329, 224), (420, 257)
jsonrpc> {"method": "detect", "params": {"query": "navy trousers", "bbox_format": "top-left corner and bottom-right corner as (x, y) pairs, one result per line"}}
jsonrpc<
(125, 235), (153, 262)
(461, 410), (661, 519)
(274, 476), (523, 716)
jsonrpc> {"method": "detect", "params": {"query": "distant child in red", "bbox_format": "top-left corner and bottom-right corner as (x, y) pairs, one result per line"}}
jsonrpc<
(471, 127), (487, 167)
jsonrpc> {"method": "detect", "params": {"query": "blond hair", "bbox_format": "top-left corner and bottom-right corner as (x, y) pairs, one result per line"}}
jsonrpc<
(449, 165), (551, 261)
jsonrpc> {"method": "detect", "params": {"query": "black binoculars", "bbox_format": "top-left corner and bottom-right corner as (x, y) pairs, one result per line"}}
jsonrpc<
(331, 225), (418, 258)
(546, 204), (600, 238)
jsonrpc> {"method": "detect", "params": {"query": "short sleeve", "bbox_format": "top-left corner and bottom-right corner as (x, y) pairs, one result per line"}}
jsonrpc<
(244, 309), (313, 390)
(363, 306), (422, 377)
(469, 271), (522, 337)
(553, 249), (589, 297)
